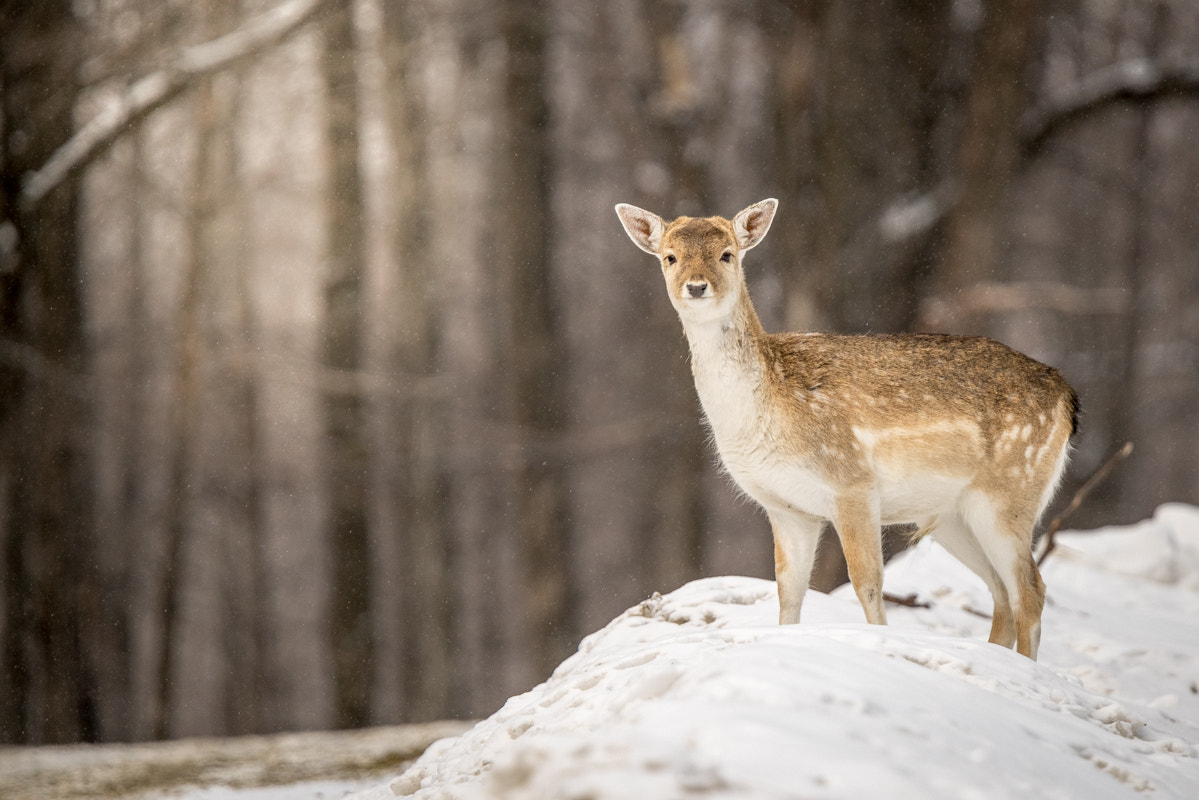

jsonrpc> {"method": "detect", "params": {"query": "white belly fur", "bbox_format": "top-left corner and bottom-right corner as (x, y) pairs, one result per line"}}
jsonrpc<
(715, 427), (973, 528)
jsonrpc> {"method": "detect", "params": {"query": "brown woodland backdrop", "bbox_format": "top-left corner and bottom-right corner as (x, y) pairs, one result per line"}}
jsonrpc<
(2, 0), (1198, 744)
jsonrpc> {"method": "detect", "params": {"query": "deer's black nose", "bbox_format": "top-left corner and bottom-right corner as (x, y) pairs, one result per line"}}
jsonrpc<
(687, 282), (707, 298)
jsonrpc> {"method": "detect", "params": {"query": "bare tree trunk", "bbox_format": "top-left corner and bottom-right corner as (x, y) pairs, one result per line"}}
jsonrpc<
(214, 61), (271, 735)
(319, 0), (372, 730)
(1107, 6), (1160, 520)
(499, 0), (574, 685)
(156, 0), (273, 741)
(0, 0), (101, 744)
(231, 227), (274, 736)
(152, 72), (223, 740)
(925, 0), (1044, 334)
(549, 0), (661, 636)
(377, 0), (454, 723)
(1113, 3), (1199, 516)
(400, 0), (530, 718)
(103, 129), (151, 743)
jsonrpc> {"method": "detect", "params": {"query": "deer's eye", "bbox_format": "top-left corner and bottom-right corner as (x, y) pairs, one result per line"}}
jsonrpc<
(665, 254), (677, 265)
(720, 252), (733, 263)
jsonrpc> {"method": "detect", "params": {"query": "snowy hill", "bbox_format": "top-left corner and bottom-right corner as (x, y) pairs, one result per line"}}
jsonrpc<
(353, 504), (1199, 800)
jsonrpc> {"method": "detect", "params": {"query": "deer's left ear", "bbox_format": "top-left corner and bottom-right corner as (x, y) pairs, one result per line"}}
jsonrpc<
(733, 199), (777, 251)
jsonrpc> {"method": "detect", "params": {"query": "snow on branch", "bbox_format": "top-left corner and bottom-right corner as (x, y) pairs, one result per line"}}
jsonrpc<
(877, 181), (959, 244)
(20, 0), (330, 211)
(881, 58), (1199, 241)
(1020, 57), (1199, 153)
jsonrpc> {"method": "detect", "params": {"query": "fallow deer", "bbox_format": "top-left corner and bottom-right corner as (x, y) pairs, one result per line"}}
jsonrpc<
(615, 198), (1077, 660)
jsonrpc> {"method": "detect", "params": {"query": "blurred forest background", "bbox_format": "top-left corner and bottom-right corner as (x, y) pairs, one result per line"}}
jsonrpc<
(2, 0), (1198, 745)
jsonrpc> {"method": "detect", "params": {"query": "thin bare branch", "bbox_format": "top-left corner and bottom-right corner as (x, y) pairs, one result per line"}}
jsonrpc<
(1036, 441), (1135, 565)
(20, 0), (330, 210)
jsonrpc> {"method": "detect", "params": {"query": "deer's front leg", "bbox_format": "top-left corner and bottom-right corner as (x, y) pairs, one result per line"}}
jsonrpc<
(769, 511), (824, 625)
(834, 491), (887, 625)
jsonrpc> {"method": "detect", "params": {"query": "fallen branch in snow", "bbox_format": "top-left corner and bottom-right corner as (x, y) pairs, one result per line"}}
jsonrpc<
(20, 0), (330, 210)
(883, 592), (931, 609)
(1036, 441), (1135, 566)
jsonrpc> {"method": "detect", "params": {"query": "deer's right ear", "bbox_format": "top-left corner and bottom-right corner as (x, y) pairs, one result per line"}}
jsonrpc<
(615, 204), (664, 255)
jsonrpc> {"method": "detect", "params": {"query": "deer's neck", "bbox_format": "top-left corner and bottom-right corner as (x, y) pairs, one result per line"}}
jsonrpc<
(682, 291), (769, 439)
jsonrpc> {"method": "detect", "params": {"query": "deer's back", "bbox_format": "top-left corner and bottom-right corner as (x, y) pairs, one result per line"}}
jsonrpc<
(761, 332), (1075, 437)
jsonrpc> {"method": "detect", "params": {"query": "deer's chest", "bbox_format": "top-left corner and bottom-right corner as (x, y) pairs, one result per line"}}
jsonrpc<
(689, 335), (848, 518)
(709, 419), (840, 520)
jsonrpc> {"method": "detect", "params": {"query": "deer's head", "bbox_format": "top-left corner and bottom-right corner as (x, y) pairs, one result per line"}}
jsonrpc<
(616, 199), (777, 324)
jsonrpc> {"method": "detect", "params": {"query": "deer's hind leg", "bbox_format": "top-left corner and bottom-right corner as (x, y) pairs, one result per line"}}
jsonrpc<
(962, 491), (1046, 660)
(928, 515), (1017, 649)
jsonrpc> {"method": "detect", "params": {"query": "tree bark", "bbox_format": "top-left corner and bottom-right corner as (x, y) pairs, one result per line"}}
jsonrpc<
(0, 0), (100, 744)
(320, 0), (373, 730)
(378, 0), (454, 723)
(549, 0), (661, 637)
(152, 66), (228, 740)
(500, 0), (574, 684)
(925, 0), (1044, 334)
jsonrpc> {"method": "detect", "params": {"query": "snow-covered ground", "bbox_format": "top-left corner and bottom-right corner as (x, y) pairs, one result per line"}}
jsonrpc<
(351, 504), (1199, 799)
(0, 721), (471, 800)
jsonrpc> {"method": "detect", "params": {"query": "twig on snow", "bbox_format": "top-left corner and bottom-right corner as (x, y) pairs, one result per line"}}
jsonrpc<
(883, 592), (930, 609)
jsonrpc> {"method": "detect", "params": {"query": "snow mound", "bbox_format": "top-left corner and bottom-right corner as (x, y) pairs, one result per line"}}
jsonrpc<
(1050, 503), (1199, 589)
(353, 507), (1199, 799)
